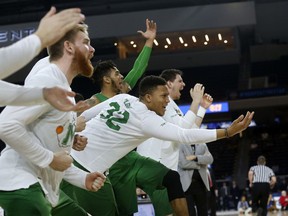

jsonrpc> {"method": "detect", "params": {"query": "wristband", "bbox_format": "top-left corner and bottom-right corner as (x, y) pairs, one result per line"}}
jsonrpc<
(196, 106), (207, 118)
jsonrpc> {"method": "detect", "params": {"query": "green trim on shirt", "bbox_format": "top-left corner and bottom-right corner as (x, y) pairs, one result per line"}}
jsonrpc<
(94, 93), (109, 102)
(124, 45), (152, 89)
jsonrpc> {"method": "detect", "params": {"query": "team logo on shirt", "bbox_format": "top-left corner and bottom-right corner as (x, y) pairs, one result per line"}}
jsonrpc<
(55, 119), (76, 148)
(174, 108), (182, 116)
(124, 99), (131, 108)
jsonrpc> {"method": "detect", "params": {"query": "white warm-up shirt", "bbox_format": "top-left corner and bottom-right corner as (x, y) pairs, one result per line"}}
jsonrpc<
(137, 97), (197, 170)
(0, 34), (46, 106)
(0, 63), (87, 206)
(71, 94), (216, 173)
(0, 34), (41, 80)
(0, 80), (43, 106)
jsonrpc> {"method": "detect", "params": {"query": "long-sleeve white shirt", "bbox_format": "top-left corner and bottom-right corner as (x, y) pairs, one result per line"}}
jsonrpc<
(0, 80), (43, 106)
(0, 34), (47, 106)
(0, 63), (87, 206)
(137, 97), (197, 170)
(71, 94), (217, 174)
(0, 34), (41, 80)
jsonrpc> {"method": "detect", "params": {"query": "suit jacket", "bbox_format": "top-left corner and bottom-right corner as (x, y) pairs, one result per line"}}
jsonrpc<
(178, 143), (213, 192)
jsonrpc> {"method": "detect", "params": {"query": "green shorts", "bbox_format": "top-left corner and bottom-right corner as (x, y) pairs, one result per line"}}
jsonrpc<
(0, 182), (87, 216)
(61, 160), (118, 216)
(109, 151), (173, 216)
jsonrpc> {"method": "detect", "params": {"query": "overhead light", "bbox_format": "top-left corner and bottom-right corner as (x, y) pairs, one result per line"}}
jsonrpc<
(153, 39), (159, 46)
(114, 42), (118, 46)
(218, 33), (222, 41)
(112, 27), (235, 56)
(192, 36), (197, 43)
(166, 38), (171, 45)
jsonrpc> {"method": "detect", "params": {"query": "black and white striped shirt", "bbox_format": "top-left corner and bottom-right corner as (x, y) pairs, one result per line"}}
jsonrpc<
(250, 165), (275, 183)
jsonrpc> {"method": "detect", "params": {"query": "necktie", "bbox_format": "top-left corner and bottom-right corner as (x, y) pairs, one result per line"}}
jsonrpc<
(208, 172), (213, 187)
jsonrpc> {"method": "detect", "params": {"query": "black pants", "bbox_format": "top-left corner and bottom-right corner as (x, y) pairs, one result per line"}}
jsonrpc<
(251, 183), (270, 216)
(207, 186), (217, 216)
(185, 179), (208, 216)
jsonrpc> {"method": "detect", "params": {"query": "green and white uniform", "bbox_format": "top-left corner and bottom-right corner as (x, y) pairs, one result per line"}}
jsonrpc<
(74, 93), (217, 170)
(137, 96), (197, 171)
(91, 93), (171, 216)
(62, 45), (153, 216)
(71, 94), (217, 215)
(137, 96), (198, 215)
(0, 63), (89, 215)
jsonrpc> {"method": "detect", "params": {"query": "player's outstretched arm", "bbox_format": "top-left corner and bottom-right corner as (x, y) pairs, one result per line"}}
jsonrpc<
(43, 87), (90, 112)
(217, 111), (255, 139)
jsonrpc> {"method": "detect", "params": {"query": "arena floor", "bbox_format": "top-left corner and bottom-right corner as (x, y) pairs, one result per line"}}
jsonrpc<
(1, 207), (287, 215)
(217, 210), (288, 216)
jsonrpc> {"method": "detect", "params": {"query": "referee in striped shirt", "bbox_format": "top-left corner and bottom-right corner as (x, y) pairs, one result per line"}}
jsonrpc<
(248, 155), (276, 216)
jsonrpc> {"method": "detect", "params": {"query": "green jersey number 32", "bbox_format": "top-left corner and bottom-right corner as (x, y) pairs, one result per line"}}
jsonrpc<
(100, 102), (130, 131)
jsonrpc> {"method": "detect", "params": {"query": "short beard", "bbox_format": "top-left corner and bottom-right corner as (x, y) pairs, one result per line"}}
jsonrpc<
(111, 79), (121, 94)
(73, 48), (94, 78)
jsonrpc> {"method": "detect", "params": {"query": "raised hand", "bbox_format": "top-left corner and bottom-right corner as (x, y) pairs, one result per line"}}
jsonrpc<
(226, 111), (255, 137)
(200, 93), (213, 109)
(137, 19), (157, 47)
(43, 87), (90, 112)
(190, 83), (204, 104)
(35, 7), (85, 49)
